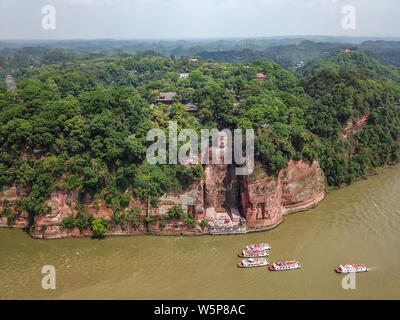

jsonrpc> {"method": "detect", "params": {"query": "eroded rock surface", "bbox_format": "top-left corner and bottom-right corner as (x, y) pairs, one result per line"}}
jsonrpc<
(242, 160), (325, 231)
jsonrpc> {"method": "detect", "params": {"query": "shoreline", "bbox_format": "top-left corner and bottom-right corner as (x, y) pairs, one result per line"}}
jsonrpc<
(1, 162), (398, 240)
(325, 161), (400, 194)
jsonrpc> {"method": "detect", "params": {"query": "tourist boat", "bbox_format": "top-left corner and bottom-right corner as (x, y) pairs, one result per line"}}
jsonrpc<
(237, 258), (269, 268)
(238, 249), (269, 258)
(335, 264), (368, 273)
(268, 261), (301, 271)
(245, 243), (271, 251)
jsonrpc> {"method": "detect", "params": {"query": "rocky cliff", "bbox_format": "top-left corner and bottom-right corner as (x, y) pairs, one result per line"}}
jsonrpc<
(242, 160), (325, 231)
(0, 160), (326, 238)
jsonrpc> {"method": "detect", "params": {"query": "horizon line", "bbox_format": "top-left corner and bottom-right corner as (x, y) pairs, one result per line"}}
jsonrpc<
(2, 35), (400, 42)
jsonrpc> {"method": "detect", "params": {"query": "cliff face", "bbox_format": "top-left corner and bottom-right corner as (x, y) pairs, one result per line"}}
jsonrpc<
(242, 160), (325, 231)
(0, 160), (326, 238)
(0, 184), (30, 228)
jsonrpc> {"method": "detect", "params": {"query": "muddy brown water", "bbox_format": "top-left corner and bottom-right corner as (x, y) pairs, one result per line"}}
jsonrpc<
(1, 165), (400, 300)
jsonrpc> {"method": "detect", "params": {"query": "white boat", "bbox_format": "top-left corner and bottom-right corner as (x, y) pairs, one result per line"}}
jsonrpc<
(269, 261), (301, 271)
(245, 243), (271, 251)
(237, 258), (269, 268)
(335, 264), (367, 273)
(238, 249), (269, 258)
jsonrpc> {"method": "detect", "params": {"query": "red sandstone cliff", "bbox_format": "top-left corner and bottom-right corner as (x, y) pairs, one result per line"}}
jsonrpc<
(242, 160), (325, 231)
(1, 160), (326, 238)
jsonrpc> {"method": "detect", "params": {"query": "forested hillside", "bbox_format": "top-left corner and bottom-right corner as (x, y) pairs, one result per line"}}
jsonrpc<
(196, 41), (352, 67)
(1, 49), (399, 226)
(2, 39), (400, 72)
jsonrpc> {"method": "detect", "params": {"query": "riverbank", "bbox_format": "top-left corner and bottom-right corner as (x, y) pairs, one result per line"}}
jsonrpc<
(0, 159), (326, 239)
(1, 161), (398, 239)
(325, 161), (400, 194)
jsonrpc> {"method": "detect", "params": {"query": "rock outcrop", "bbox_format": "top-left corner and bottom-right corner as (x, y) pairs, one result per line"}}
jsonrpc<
(5, 75), (17, 94)
(341, 114), (369, 139)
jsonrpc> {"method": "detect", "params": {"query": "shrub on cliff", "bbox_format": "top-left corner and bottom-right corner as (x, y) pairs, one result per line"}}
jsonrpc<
(111, 211), (131, 231)
(120, 194), (131, 208)
(167, 205), (184, 220)
(184, 215), (196, 228)
(91, 218), (109, 237)
(199, 219), (208, 230)
(75, 212), (93, 231)
(150, 196), (158, 207)
(60, 216), (76, 230)
(129, 208), (141, 217)
(159, 220), (166, 229)
(6, 212), (16, 226)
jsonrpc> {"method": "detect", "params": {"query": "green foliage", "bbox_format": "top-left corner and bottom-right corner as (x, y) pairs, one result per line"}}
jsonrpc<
(299, 50), (400, 84)
(150, 196), (158, 207)
(303, 68), (400, 186)
(6, 212), (16, 226)
(159, 220), (166, 229)
(75, 212), (93, 231)
(183, 215), (196, 228)
(167, 205), (184, 220)
(120, 194), (131, 208)
(0, 47), (399, 215)
(199, 219), (208, 229)
(67, 175), (81, 192)
(60, 216), (76, 230)
(130, 208), (141, 217)
(131, 221), (140, 228)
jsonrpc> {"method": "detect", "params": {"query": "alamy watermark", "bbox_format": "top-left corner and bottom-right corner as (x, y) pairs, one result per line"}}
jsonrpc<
(342, 5), (356, 30)
(341, 272), (356, 290)
(41, 265), (56, 290)
(146, 122), (254, 176)
(42, 5), (56, 30)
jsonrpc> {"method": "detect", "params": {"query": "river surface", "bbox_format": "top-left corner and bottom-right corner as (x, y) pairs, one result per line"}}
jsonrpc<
(1, 165), (400, 300)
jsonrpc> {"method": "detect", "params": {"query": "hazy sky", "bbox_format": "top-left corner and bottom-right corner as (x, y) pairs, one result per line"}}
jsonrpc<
(0, 0), (399, 39)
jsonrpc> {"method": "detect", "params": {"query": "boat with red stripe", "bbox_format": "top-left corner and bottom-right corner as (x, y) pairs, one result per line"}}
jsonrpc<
(237, 258), (269, 268)
(269, 261), (301, 271)
(245, 243), (271, 251)
(238, 249), (269, 258)
(335, 264), (367, 273)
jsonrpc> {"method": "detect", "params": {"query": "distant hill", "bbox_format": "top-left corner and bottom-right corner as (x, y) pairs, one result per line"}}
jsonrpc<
(359, 40), (400, 69)
(297, 50), (400, 84)
(196, 41), (352, 68)
(2, 38), (400, 73)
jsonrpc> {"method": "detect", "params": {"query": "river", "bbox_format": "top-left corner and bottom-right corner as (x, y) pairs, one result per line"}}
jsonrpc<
(1, 164), (400, 300)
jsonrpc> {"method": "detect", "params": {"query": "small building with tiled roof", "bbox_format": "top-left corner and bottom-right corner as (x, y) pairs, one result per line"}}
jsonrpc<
(185, 102), (199, 117)
(157, 92), (177, 106)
